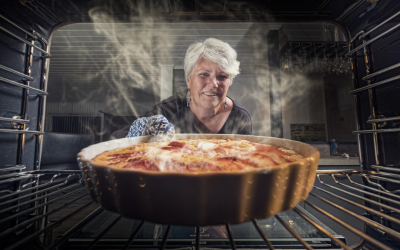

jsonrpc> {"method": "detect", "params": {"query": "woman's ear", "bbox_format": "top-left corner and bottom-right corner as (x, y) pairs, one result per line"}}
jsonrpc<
(186, 79), (191, 89)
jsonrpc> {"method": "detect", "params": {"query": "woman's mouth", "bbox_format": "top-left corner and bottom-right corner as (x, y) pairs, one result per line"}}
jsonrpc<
(203, 92), (218, 96)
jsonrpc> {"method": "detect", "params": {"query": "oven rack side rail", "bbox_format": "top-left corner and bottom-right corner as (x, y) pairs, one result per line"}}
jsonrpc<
(1, 170), (400, 249)
(346, 2), (400, 240)
(347, 8), (400, 114)
(0, 13), (50, 134)
(347, 9), (400, 123)
(0, 11), (51, 236)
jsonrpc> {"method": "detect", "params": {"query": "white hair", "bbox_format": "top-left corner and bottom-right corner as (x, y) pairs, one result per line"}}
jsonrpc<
(184, 38), (240, 84)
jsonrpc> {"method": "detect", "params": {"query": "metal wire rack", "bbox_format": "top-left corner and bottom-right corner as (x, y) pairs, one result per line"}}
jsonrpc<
(1, 3), (400, 250)
(1, 169), (400, 249)
(0, 12), (51, 237)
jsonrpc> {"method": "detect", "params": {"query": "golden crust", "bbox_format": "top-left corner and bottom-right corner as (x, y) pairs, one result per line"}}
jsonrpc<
(92, 139), (304, 172)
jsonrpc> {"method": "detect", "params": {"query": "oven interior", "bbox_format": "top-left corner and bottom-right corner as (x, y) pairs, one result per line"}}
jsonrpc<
(1, 0), (400, 249)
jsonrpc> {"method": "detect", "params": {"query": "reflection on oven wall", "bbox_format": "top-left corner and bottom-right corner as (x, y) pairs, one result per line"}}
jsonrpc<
(44, 20), (349, 144)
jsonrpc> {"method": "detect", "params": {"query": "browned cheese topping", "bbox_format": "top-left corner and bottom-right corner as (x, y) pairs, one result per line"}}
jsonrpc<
(92, 139), (304, 172)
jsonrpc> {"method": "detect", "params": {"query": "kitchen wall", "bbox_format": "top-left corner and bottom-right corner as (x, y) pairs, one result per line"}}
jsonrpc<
(281, 74), (327, 140)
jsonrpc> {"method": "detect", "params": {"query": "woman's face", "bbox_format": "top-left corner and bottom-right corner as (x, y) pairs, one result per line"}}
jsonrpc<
(187, 59), (231, 111)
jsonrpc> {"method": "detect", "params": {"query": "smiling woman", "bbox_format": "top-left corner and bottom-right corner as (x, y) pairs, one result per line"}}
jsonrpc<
(111, 38), (252, 138)
(187, 59), (233, 133)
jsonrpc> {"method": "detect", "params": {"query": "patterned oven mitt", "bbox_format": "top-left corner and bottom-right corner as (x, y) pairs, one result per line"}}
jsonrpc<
(127, 115), (175, 142)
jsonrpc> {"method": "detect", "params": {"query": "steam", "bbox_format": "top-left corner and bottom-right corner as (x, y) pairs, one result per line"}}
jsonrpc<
(87, 8), (172, 116)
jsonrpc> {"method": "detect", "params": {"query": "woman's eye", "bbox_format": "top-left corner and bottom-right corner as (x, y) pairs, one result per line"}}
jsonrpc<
(199, 73), (209, 77)
(218, 75), (228, 80)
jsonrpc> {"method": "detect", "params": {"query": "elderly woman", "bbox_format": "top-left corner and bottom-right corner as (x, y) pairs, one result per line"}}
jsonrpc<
(111, 38), (252, 139)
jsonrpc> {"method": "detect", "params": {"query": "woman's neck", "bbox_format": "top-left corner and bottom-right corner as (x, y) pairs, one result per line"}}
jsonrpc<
(190, 97), (233, 133)
(190, 100), (223, 122)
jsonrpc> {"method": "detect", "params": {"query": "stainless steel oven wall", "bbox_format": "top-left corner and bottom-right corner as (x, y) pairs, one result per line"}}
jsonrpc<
(338, 0), (400, 238)
(339, 0), (400, 171)
(0, 4), (51, 234)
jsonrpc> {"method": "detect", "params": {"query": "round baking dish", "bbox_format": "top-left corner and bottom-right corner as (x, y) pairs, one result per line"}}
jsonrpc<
(77, 134), (320, 226)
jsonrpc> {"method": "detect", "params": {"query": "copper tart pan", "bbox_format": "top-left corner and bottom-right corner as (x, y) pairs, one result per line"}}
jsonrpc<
(77, 134), (320, 226)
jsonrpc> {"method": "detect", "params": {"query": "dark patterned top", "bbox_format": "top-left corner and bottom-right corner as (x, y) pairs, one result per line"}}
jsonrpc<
(110, 90), (252, 139)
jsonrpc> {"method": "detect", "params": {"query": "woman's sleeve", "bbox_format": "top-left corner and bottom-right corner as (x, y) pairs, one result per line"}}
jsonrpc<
(109, 104), (166, 140)
(142, 104), (165, 117)
(109, 125), (130, 140)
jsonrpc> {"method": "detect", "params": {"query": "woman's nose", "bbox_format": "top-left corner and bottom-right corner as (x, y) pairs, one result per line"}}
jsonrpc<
(207, 76), (219, 88)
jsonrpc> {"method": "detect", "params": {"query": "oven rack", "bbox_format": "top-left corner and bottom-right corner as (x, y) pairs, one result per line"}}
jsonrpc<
(340, 8), (400, 242)
(0, 11), (51, 239)
(347, 9), (400, 130)
(0, 169), (399, 249)
(346, 11), (400, 233)
(345, 9), (400, 247)
(0, 12), (50, 170)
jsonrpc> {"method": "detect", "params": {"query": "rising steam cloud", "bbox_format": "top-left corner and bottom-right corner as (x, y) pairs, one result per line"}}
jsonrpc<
(88, 7), (172, 117)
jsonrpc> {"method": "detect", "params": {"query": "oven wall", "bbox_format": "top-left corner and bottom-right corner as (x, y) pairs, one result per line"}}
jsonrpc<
(338, 1), (400, 171)
(0, 20), (49, 176)
(0, 10), (52, 232)
(336, 0), (400, 236)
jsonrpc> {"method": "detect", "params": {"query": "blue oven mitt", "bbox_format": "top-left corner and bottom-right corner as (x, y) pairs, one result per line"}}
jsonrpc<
(127, 115), (175, 141)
